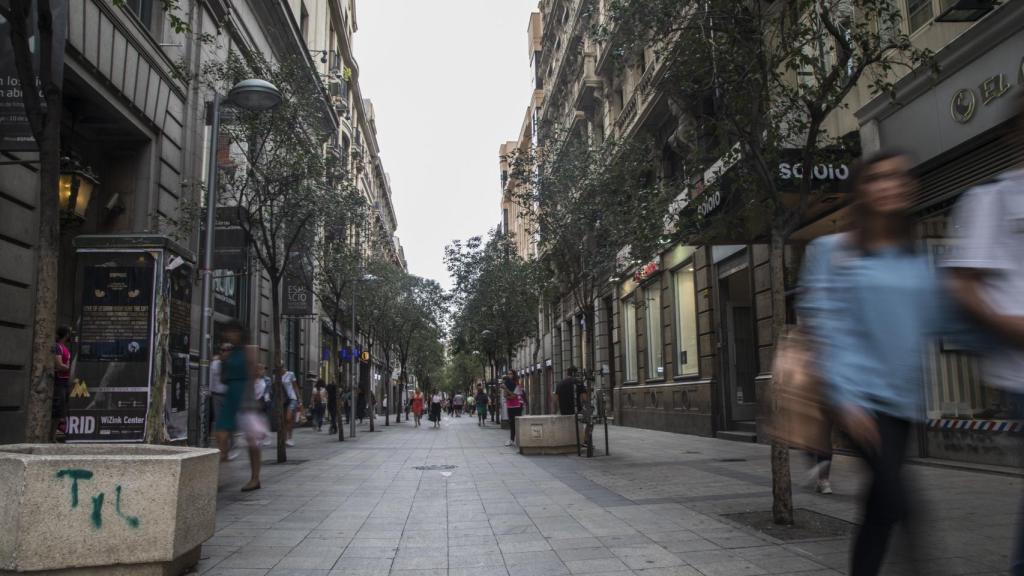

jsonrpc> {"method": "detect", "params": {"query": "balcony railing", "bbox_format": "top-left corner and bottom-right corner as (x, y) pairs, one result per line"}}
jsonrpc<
(614, 59), (658, 137)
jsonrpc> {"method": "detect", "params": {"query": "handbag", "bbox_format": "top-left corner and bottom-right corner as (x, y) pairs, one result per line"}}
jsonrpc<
(764, 327), (831, 455)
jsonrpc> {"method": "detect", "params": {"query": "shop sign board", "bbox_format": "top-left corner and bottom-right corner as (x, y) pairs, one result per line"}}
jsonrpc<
(0, 0), (67, 150)
(877, 25), (1024, 167)
(68, 252), (156, 442)
(633, 258), (661, 283)
(283, 259), (313, 317)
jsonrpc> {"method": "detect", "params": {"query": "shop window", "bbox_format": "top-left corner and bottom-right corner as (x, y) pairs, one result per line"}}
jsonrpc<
(905, 0), (932, 32)
(623, 299), (638, 382)
(674, 264), (699, 376)
(645, 284), (663, 379)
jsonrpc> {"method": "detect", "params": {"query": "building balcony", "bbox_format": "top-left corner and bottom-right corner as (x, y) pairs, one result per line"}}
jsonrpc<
(613, 59), (659, 139)
(572, 53), (602, 113)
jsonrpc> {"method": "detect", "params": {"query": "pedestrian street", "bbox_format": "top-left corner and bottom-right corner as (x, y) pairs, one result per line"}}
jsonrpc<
(201, 415), (1021, 576)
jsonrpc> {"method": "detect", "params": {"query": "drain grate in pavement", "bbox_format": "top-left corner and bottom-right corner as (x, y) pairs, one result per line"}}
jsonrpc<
(723, 509), (855, 541)
(413, 464), (457, 471)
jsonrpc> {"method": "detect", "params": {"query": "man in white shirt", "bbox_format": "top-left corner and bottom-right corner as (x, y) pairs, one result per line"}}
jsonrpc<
(945, 95), (1024, 575)
(280, 368), (298, 447)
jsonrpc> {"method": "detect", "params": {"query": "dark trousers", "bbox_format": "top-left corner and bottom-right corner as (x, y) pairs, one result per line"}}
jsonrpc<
(851, 413), (917, 576)
(508, 407), (522, 442)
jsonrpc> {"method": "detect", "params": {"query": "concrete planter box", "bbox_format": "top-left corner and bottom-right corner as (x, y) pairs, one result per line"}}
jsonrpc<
(516, 415), (584, 455)
(0, 444), (219, 575)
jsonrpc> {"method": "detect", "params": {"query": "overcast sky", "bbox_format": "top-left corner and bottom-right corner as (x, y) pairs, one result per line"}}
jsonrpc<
(354, 0), (538, 290)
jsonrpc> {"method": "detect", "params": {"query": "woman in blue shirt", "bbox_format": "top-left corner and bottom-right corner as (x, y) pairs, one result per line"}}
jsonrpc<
(799, 151), (939, 576)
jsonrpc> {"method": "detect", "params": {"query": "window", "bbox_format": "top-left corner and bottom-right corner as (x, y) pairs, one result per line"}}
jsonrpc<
(645, 284), (663, 379)
(300, 2), (310, 40)
(623, 299), (638, 382)
(127, 0), (155, 32)
(674, 265), (699, 376)
(905, 0), (932, 32)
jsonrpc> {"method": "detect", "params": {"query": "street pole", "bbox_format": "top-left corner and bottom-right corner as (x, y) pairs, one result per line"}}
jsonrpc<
(196, 94), (221, 447)
(349, 278), (357, 439)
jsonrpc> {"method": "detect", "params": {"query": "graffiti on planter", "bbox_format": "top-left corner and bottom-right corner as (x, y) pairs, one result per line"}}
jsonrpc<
(55, 468), (93, 508)
(56, 469), (141, 529)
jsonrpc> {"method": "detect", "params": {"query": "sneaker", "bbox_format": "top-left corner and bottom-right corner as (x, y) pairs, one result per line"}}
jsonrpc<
(817, 479), (834, 495)
(504, 440), (513, 447)
(805, 461), (828, 487)
(285, 440), (296, 447)
(226, 449), (240, 461)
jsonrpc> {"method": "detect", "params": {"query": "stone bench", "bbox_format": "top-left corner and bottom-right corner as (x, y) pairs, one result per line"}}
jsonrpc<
(0, 444), (219, 575)
(516, 415), (584, 455)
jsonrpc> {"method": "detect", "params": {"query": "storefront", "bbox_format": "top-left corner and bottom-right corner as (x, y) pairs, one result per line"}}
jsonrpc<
(855, 5), (1024, 467)
(613, 244), (716, 436)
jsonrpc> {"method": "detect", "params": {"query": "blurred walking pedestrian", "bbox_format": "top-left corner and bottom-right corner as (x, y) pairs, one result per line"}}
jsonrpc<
(454, 392), (465, 417)
(209, 342), (230, 436)
(429, 389), (443, 428)
(279, 366), (298, 447)
(945, 94), (1024, 575)
(214, 321), (263, 492)
(311, 379), (327, 432)
(475, 384), (488, 426)
(411, 389), (424, 427)
(504, 370), (523, 448)
(799, 151), (942, 576)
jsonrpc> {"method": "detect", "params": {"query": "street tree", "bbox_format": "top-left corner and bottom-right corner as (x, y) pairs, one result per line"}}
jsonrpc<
(602, 0), (930, 524)
(205, 51), (338, 462)
(410, 331), (446, 394)
(355, 257), (405, 428)
(4, 0), (68, 442)
(393, 276), (446, 421)
(307, 182), (365, 439)
(445, 230), (542, 376)
(507, 129), (672, 377)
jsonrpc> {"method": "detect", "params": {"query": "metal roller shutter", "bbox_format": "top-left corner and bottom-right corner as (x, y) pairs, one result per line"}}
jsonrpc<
(914, 122), (1024, 215)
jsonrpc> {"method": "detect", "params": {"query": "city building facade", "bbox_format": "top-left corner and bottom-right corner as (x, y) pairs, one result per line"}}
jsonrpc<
(0, 0), (402, 444)
(502, 0), (1023, 467)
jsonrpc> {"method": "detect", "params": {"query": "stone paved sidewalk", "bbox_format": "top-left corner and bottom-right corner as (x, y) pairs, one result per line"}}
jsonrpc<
(198, 414), (1022, 576)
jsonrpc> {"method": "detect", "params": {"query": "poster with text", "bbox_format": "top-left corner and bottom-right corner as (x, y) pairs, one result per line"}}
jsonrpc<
(68, 252), (155, 442)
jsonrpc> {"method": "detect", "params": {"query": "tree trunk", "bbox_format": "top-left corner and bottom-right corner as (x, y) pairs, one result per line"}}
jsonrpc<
(271, 280), (287, 463)
(25, 137), (61, 443)
(333, 315), (343, 440)
(769, 229), (793, 525)
(15, 0), (63, 443)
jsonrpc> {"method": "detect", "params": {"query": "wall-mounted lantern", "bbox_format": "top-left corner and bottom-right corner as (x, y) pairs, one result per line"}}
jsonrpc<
(59, 161), (99, 220)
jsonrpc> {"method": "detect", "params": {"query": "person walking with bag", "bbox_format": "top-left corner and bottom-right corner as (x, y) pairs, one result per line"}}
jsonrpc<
(798, 151), (944, 576)
(214, 321), (263, 492)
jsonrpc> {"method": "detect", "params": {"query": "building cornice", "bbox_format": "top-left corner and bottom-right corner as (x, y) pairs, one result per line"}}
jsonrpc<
(857, 1), (1024, 125)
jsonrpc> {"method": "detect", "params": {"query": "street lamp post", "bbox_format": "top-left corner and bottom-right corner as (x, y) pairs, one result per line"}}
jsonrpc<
(197, 79), (281, 447)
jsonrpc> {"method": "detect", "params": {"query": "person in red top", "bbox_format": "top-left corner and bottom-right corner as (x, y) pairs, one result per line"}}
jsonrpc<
(52, 326), (72, 439)
(411, 389), (425, 427)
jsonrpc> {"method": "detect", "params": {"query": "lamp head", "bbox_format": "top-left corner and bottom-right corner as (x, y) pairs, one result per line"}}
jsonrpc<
(227, 79), (282, 112)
